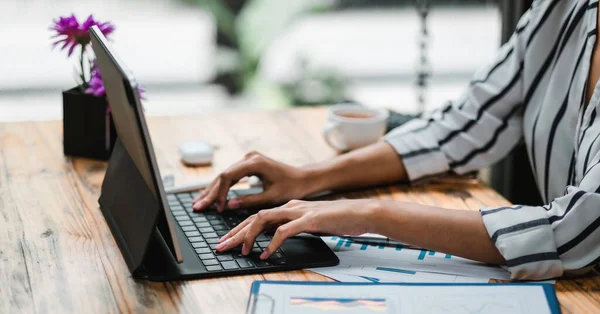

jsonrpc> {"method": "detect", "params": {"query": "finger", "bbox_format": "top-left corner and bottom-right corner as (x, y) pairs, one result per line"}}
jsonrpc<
(192, 178), (219, 210)
(214, 161), (266, 211)
(193, 184), (213, 203)
(227, 191), (277, 210)
(219, 215), (255, 243)
(260, 218), (307, 259)
(193, 180), (220, 211)
(216, 224), (250, 252)
(242, 209), (297, 255)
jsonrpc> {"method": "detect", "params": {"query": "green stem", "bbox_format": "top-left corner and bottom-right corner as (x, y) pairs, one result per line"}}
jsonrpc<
(79, 45), (87, 91)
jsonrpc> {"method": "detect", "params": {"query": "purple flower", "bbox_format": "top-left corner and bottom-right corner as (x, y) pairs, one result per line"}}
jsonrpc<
(86, 62), (145, 101)
(50, 14), (115, 56)
(85, 65), (105, 97)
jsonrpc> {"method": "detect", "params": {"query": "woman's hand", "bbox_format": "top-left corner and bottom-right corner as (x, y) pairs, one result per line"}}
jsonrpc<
(192, 151), (316, 212)
(215, 199), (381, 259)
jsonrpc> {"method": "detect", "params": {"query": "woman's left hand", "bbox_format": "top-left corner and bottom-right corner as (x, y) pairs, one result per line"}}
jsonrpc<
(215, 199), (381, 259)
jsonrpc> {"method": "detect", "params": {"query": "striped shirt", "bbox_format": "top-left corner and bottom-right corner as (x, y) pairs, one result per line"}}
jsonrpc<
(384, 0), (600, 280)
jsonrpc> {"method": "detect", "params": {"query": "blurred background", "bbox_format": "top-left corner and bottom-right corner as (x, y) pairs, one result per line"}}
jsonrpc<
(0, 0), (500, 121)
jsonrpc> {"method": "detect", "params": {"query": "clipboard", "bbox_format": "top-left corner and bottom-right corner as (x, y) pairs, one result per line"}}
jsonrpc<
(246, 281), (561, 314)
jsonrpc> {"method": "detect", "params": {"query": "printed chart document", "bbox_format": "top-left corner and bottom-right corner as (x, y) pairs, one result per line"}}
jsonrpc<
(246, 281), (561, 314)
(310, 236), (511, 281)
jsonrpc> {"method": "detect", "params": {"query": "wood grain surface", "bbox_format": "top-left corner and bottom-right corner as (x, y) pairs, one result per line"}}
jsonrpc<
(1, 107), (598, 313)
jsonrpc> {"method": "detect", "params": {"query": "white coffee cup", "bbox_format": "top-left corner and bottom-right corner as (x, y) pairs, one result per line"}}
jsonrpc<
(323, 104), (389, 151)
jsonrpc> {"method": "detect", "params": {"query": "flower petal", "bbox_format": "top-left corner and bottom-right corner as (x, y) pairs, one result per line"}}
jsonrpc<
(67, 42), (77, 56)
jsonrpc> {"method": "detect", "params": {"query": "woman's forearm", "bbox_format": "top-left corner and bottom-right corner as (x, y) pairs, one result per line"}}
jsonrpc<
(372, 200), (505, 265)
(302, 142), (407, 195)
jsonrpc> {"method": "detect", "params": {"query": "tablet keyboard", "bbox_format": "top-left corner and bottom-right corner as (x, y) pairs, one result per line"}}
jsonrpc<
(167, 192), (287, 272)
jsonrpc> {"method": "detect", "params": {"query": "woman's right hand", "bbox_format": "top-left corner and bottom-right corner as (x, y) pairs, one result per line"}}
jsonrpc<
(192, 151), (316, 212)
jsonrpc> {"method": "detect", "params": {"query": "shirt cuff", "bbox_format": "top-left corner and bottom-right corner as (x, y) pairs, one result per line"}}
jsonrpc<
(480, 205), (563, 280)
(383, 121), (450, 182)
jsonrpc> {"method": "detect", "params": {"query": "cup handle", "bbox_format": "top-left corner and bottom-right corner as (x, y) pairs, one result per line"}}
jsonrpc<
(323, 121), (348, 151)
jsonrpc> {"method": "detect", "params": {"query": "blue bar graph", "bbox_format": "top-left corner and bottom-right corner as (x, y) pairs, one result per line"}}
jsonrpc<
(375, 267), (417, 275)
(330, 236), (452, 260)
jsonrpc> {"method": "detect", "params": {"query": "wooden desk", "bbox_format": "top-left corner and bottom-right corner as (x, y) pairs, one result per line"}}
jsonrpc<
(1, 108), (598, 313)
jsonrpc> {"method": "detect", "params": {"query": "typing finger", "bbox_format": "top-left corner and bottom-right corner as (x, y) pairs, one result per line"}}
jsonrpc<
(260, 218), (307, 259)
(227, 190), (277, 210)
(215, 224), (250, 252)
(241, 209), (295, 255)
(193, 180), (222, 211)
(219, 214), (256, 243)
(193, 182), (213, 203)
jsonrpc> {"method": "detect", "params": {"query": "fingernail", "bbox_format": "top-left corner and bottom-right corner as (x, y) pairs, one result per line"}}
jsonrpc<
(192, 200), (203, 210)
(260, 251), (268, 260)
(216, 239), (229, 251)
(228, 198), (239, 209)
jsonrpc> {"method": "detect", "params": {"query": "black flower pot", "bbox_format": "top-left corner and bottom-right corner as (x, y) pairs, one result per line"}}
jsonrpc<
(62, 87), (117, 160)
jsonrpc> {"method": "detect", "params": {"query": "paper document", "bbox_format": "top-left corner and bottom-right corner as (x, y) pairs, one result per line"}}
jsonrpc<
(312, 265), (488, 283)
(247, 281), (560, 314)
(313, 236), (511, 280)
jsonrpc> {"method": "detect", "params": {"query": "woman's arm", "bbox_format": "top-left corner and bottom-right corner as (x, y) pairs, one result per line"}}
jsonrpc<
(302, 142), (408, 194)
(375, 201), (505, 265)
(216, 199), (505, 265)
(193, 142), (407, 211)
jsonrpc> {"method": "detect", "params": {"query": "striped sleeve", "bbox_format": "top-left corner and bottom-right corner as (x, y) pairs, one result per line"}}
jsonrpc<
(383, 8), (531, 182)
(481, 146), (600, 280)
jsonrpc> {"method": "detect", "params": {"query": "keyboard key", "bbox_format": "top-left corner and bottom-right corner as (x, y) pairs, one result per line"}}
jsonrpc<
(272, 252), (284, 259)
(198, 253), (214, 260)
(181, 226), (197, 232)
(221, 261), (239, 270)
(254, 260), (270, 267)
(236, 259), (254, 269)
(171, 210), (187, 216)
(167, 195), (177, 201)
(192, 217), (208, 223)
(178, 220), (193, 226)
(202, 259), (219, 266)
(192, 242), (208, 248)
(213, 225), (228, 231)
(170, 205), (184, 211)
(195, 222), (211, 228)
(198, 227), (214, 233)
(203, 232), (218, 239)
(185, 231), (200, 237)
(209, 243), (218, 250)
(216, 230), (228, 236)
(251, 248), (262, 254)
(268, 258), (286, 265)
(206, 265), (222, 272)
(188, 236), (204, 243)
(175, 215), (191, 222)
(195, 248), (211, 254)
(257, 241), (270, 248)
(217, 255), (233, 262)
(256, 234), (270, 241)
(206, 238), (219, 244)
